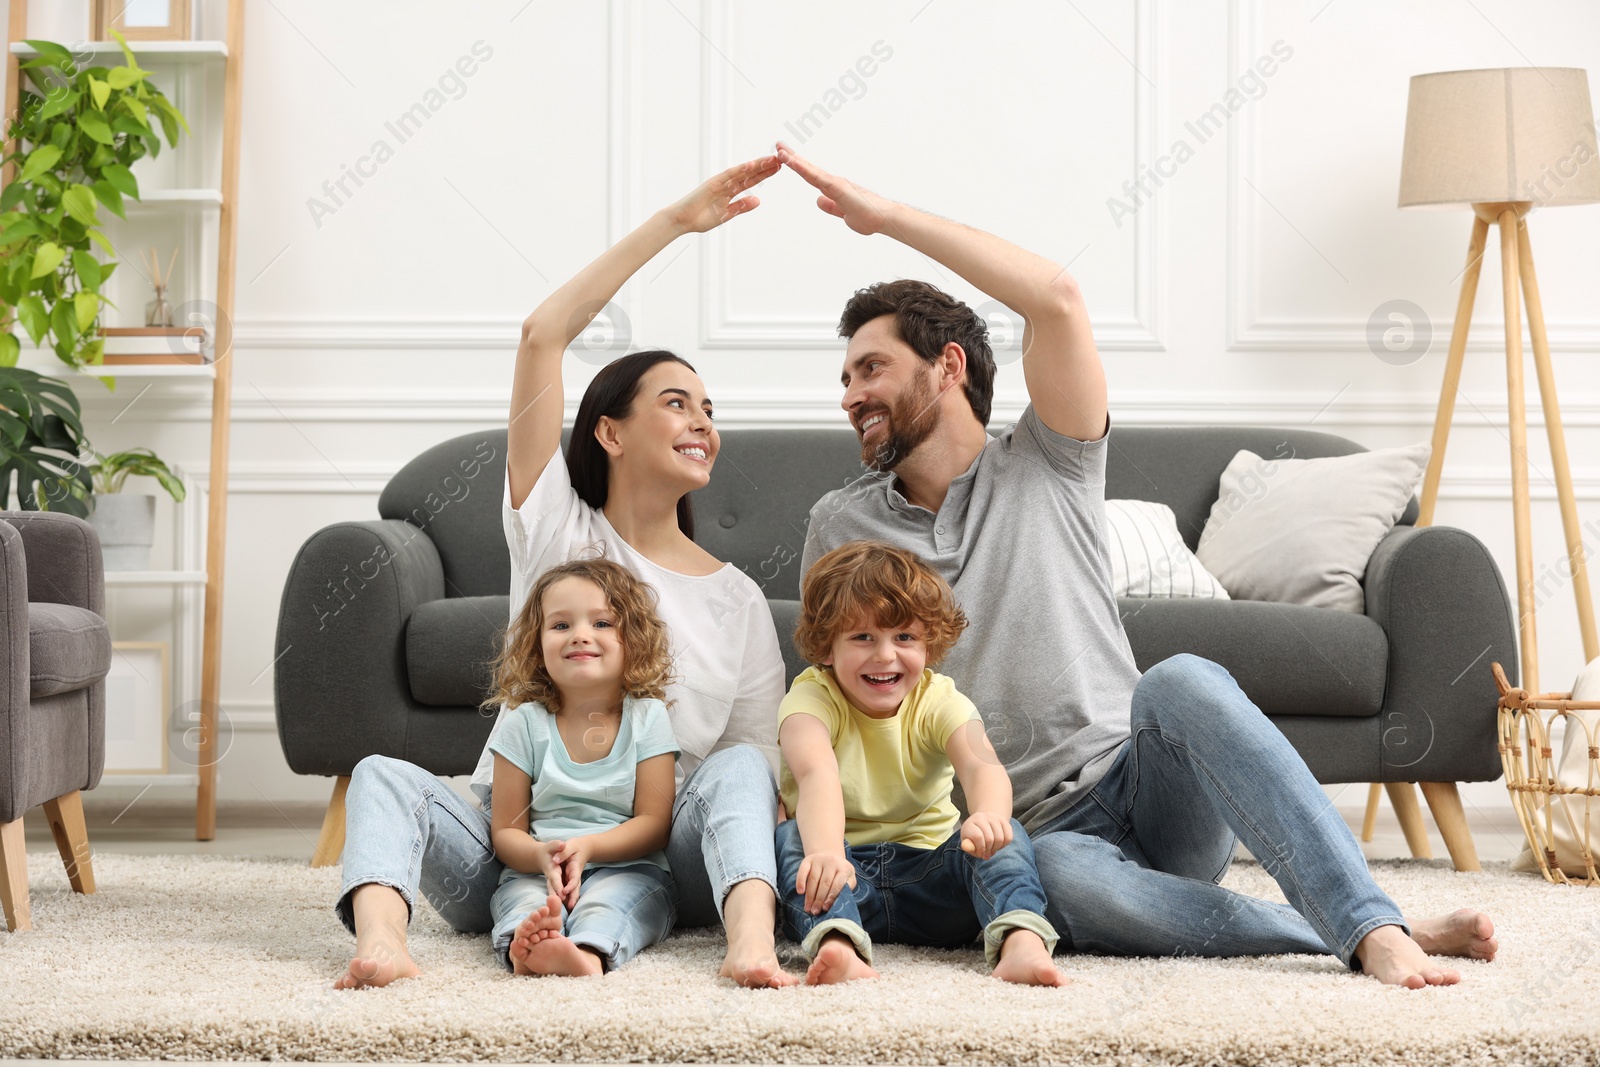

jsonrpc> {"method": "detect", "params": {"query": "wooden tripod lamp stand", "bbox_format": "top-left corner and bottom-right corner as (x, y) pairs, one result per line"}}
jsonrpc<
(1363, 67), (1600, 862)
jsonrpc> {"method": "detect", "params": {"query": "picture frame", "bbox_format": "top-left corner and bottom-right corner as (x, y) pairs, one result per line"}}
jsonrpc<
(94, 0), (191, 42)
(104, 642), (170, 775)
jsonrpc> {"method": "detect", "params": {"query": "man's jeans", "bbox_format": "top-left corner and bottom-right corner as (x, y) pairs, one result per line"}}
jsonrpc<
(489, 863), (674, 971)
(336, 744), (781, 936)
(1032, 654), (1407, 969)
(776, 819), (1059, 967)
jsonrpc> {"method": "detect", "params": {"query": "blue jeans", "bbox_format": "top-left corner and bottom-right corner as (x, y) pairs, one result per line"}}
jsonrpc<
(336, 745), (780, 936)
(1032, 654), (1407, 969)
(776, 819), (1059, 967)
(489, 863), (675, 971)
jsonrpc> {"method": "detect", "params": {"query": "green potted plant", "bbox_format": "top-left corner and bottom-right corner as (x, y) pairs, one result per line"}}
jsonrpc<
(0, 365), (92, 514)
(0, 33), (189, 370)
(85, 447), (185, 570)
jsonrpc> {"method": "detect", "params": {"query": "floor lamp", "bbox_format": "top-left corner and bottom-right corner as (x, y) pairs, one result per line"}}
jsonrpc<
(1361, 67), (1600, 867)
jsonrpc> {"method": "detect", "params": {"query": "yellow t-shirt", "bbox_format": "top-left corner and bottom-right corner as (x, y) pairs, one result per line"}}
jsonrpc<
(778, 666), (981, 850)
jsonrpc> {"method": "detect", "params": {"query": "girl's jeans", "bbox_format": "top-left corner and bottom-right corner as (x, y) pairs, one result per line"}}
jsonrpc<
(776, 819), (1059, 967)
(336, 745), (781, 939)
(488, 863), (674, 970)
(1031, 654), (1407, 970)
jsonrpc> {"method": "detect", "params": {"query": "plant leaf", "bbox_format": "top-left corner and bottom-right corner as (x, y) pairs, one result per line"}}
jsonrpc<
(77, 112), (115, 145)
(90, 180), (125, 219)
(87, 75), (110, 109)
(71, 251), (103, 291)
(62, 183), (98, 226)
(16, 296), (47, 343)
(74, 292), (99, 333)
(18, 144), (62, 183)
(86, 228), (114, 255)
(36, 87), (81, 121)
(107, 65), (147, 91)
(120, 95), (150, 128)
(111, 30), (137, 68)
(50, 298), (77, 345)
(30, 241), (65, 279)
(0, 333), (19, 368)
(22, 40), (73, 62)
(102, 163), (140, 199)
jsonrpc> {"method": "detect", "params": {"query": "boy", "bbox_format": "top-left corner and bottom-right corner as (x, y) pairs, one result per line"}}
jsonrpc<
(777, 540), (1065, 986)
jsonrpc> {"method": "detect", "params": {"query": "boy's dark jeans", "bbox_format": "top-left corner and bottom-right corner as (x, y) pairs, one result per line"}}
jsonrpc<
(775, 817), (1059, 967)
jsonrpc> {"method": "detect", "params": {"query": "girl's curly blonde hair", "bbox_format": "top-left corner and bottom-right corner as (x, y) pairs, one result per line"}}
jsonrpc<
(794, 540), (968, 669)
(486, 556), (673, 714)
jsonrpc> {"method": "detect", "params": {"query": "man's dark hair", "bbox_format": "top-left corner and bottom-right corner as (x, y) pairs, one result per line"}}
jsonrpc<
(838, 279), (995, 426)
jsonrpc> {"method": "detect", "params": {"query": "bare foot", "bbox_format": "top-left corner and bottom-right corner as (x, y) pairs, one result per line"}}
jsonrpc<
(333, 944), (420, 989)
(508, 894), (567, 976)
(991, 930), (1068, 987)
(1354, 924), (1460, 988)
(720, 880), (800, 987)
(805, 937), (879, 985)
(1412, 908), (1498, 962)
(517, 933), (604, 977)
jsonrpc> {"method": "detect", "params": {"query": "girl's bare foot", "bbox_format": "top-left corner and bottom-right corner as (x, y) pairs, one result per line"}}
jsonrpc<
(517, 933), (604, 977)
(508, 895), (567, 975)
(1411, 909), (1498, 961)
(805, 936), (878, 985)
(991, 929), (1068, 987)
(1354, 924), (1460, 988)
(334, 943), (420, 989)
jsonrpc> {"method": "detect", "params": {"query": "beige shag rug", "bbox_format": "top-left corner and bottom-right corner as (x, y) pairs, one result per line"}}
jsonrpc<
(1, 852), (1597, 1065)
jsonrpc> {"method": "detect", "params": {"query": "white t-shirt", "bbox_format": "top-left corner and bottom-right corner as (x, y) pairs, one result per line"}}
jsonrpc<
(469, 447), (785, 806)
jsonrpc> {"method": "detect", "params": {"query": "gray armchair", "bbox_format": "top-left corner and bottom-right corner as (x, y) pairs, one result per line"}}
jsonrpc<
(275, 425), (1514, 871)
(1, 511), (112, 931)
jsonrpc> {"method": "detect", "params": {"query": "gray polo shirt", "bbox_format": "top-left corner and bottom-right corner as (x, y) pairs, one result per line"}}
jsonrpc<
(801, 404), (1140, 832)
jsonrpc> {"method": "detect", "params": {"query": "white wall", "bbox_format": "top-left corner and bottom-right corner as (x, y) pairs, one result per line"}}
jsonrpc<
(8, 0), (1600, 817)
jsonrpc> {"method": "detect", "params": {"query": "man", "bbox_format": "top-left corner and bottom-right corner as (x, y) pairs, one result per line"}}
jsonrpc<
(781, 142), (1497, 988)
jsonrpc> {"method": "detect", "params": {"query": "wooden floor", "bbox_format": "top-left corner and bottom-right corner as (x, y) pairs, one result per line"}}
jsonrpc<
(20, 788), (1532, 865)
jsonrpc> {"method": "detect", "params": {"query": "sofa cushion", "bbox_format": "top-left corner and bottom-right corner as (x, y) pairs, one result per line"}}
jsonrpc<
(1119, 598), (1387, 717)
(29, 602), (111, 698)
(406, 595), (510, 707)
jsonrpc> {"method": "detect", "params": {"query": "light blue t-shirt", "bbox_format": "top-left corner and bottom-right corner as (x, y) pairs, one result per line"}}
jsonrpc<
(488, 695), (679, 874)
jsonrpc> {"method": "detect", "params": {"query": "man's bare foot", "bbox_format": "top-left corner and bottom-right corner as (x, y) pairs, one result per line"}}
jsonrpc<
(721, 947), (801, 988)
(1412, 908), (1498, 962)
(508, 895), (567, 975)
(1354, 924), (1460, 988)
(720, 879), (800, 987)
(991, 930), (1068, 987)
(516, 933), (604, 977)
(333, 944), (420, 989)
(805, 937), (878, 985)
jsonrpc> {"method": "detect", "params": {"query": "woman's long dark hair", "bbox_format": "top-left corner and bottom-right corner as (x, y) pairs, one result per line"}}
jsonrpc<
(567, 349), (698, 539)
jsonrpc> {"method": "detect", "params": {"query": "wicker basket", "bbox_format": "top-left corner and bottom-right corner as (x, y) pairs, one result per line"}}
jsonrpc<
(1495, 661), (1600, 885)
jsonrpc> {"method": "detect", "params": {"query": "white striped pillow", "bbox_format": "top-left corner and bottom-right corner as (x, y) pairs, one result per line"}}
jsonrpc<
(1105, 499), (1230, 599)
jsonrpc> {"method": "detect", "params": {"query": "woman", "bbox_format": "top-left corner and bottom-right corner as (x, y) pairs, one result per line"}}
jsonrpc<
(334, 155), (796, 989)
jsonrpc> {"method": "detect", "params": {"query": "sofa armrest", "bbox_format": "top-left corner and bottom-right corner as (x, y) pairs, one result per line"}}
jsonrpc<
(0, 511), (102, 614)
(274, 519), (446, 776)
(1363, 524), (1515, 783)
(1, 521), (29, 819)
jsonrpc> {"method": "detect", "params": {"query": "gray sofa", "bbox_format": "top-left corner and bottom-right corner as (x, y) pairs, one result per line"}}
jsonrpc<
(275, 424), (1515, 870)
(2, 511), (112, 931)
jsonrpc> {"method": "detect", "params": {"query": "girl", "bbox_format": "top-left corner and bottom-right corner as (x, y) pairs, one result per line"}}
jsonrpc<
(486, 556), (679, 975)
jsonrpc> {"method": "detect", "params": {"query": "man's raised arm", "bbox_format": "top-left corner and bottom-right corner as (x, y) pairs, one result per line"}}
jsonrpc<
(776, 142), (1107, 442)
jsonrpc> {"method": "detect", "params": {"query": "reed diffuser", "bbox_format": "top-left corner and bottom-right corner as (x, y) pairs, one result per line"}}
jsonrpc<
(144, 247), (178, 328)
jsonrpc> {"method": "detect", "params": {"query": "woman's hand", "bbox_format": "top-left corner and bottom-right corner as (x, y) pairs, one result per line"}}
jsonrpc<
(664, 154), (781, 235)
(775, 142), (894, 236)
(551, 836), (596, 907)
(796, 850), (857, 915)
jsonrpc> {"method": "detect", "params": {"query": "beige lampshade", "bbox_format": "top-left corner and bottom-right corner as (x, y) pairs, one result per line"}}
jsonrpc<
(1399, 67), (1600, 209)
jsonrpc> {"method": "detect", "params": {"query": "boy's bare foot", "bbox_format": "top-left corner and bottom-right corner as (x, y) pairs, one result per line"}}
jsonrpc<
(991, 929), (1068, 987)
(333, 944), (420, 989)
(805, 937), (878, 985)
(1411, 909), (1498, 961)
(516, 933), (604, 977)
(1354, 924), (1460, 988)
(508, 895), (566, 975)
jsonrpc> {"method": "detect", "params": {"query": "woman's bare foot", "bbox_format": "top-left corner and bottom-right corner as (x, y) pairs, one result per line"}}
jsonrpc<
(508, 895), (566, 975)
(334, 884), (421, 989)
(720, 880), (800, 988)
(516, 933), (604, 977)
(991, 929), (1068, 987)
(805, 936), (878, 985)
(1411, 909), (1498, 961)
(1354, 924), (1460, 988)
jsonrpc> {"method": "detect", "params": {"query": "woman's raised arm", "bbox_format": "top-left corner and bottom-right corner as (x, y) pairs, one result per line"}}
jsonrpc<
(507, 154), (781, 508)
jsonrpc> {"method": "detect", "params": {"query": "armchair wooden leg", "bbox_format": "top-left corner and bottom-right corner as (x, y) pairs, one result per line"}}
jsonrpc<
(1360, 783), (1382, 842)
(1384, 783), (1434, 859)
(311, 776), (350, 869)
(1419, 781), (1481, 872)
(1, 817), (30, 932)
(41, 791), (95, 894)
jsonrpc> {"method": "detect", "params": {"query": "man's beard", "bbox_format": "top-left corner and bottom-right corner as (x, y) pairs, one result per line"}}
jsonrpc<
(861, 371), (942, 472)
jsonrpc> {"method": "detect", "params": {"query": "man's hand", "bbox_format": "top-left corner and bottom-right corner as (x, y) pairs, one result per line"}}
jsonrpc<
(776, 142), (893, 236)
(550, 836), (595, 908)
(960, 813), (1013, 860)
(796, 851), (857, 915)
(664, 155), (781, 235)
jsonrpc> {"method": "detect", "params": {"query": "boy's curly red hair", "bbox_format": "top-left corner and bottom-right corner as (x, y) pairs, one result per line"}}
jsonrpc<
(794, 540), (968, 669)
(486, 556), (673, 714)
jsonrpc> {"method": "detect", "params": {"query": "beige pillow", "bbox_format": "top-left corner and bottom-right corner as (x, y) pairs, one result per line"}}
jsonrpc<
(1195, 442), (1431, 613)
(1512, 657), (1600, 878)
